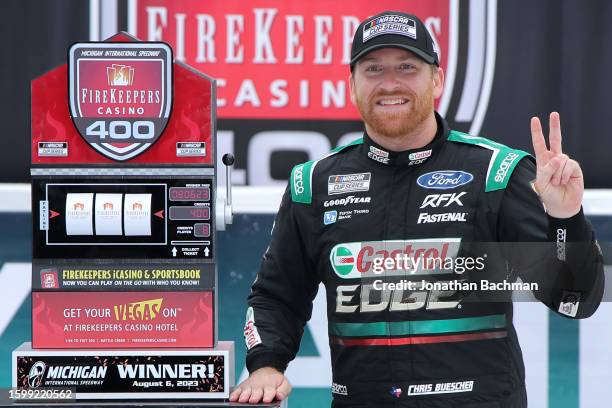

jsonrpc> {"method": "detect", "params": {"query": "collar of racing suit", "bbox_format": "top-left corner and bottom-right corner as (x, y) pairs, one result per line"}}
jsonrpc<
(361, 111), (450, 167)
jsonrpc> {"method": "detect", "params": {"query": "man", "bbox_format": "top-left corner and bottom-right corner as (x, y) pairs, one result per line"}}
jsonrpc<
(230, 11), (604, 407)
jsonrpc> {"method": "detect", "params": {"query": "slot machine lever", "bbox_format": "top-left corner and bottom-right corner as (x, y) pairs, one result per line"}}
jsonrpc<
(222, 153), (235, 226)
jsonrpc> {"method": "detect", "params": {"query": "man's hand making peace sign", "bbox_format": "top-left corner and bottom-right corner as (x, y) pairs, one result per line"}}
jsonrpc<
(530, 112), (583, 219)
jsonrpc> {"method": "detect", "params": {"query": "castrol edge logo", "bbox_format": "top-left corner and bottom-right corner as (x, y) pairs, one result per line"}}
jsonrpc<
(329, 238), (461, 279)
(68, 42), (172, 161)
(133, 0), (497, 133)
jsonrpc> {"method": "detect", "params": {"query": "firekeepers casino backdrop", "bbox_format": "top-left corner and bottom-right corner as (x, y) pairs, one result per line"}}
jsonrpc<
(2, 0), (612, 186)
(0, 0), (612, 408)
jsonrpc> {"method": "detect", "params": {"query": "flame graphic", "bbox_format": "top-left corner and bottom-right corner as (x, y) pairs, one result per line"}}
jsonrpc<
(32, 294), (63, 335)
(107, 64), (134, 86)
(183, 293), (211, 335)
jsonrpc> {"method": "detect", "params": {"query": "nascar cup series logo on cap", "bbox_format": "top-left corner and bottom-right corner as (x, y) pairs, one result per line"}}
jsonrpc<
(68, 42), (172, 161)
(363, 14), (417, 42)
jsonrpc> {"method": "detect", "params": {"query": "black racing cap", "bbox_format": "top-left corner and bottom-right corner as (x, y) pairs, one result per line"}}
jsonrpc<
(350, 11), (439, 70)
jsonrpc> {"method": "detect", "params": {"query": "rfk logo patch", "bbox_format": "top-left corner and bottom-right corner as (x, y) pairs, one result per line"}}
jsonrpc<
(68, 42), (172, 161)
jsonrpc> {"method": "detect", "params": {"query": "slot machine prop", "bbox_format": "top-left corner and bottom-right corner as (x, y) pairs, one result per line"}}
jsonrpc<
(12, 33), (238, 400)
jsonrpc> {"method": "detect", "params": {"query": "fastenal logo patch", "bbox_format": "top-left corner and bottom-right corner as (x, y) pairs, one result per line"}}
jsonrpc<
(363, 14), (417, 42)
(328, 173), (371, 195)
(417, 212), (468, 224)
(417, 171), (474, 190)
(68, 42), (172, 161)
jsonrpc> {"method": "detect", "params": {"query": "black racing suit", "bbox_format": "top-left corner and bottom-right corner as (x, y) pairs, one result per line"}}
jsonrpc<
(243, 113), (604, 407)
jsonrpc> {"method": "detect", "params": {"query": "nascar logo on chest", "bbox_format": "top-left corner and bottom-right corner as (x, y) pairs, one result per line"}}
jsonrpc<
(327, 173), (371, 195)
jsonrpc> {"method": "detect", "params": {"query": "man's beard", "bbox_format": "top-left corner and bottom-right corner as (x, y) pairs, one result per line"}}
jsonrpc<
(355, 84), (434, 139)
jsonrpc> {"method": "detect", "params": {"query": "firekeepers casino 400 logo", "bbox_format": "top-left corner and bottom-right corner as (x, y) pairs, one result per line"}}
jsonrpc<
(68, 42), (172, 161)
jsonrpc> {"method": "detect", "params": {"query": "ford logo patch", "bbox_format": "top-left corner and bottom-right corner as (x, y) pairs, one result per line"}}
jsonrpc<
(416, 171), (474, 190)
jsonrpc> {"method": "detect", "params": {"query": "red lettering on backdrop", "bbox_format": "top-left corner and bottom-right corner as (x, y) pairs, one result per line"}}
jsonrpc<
(134, 0), (450, 119)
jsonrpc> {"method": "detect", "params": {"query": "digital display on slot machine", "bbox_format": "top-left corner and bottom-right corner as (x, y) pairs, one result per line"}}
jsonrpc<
(194, 223), (210, 238)
(169, 206), (210, 220)
(169, 187), (210, 201)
